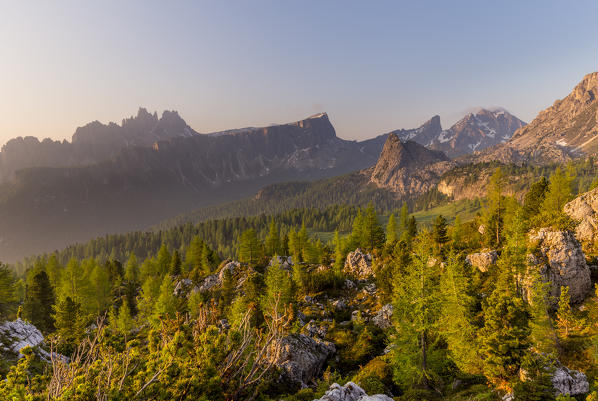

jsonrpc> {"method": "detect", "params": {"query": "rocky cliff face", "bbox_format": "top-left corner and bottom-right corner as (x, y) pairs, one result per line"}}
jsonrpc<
(526, 228), (592, 306)
(0, 112), (388, 262)
(370, 134), (454, 197)
(390, 109), (524, 158)
(0, 108), (196, 183)
(473, 72), (598, 164)
(564, 185), (598, 245)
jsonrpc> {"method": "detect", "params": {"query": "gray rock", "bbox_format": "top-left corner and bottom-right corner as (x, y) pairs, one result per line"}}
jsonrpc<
(564, 186), (598, 244)
(0, 319), (44, 357)
(344, 279), (356, 290)
(304, 320), (327, 339)
(173, 278), (197, 297)
(465, 249), (498, 272)
(372, 304), (393, 329)
(271, 333), (335, 388)
(314, 381), (393, 401)
(332, 299), (347, 310)
(551, 365), (589, 396)
(218, 260), (241, 280)
(198, 274), (221, 292)
(344, 249), (374, 279)
(527, 228), (592, 305)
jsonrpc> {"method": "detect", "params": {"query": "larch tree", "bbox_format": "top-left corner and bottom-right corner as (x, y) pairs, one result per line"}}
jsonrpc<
(386, 213), (398, 245)
(23, 270), (55, 334)
(392, 231), (441, 388)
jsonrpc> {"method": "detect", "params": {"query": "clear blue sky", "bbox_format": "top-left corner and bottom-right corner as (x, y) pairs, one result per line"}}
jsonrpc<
(1, 0), (598, 146)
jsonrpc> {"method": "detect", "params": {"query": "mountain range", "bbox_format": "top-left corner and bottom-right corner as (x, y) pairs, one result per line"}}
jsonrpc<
(5, 71), (598, 262)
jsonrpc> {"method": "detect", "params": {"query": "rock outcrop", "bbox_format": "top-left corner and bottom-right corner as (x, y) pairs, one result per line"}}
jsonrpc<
(564, 186), (598, 244)
(472, 71), (598, 165)
(466, 250), (498, 272)
(369, 134), (454, 198)
(527, 229), (592, 304)
(344, 249), (374, 279)
(270, 333), (336, 388)
(372, 304), (393, 329)
(551, 365), (589, 396)
(0, 319), (58, 362)
(314, 381), (393, 401)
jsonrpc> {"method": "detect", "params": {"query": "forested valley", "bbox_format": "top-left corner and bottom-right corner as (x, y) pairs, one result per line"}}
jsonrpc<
(1, 164), (598, 400)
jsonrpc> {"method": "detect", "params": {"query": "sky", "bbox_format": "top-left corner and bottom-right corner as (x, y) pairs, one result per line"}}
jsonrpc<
(1, 1), (598, 146)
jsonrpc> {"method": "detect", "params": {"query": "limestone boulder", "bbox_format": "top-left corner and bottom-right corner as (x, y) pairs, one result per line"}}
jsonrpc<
(344, 249), (373, 279)
(271, 333), (336, 388)
(314, 381), (393, 401)
(564, 186), (598, 244)
(465, 249), (498, 272)
(527, 228), (591, 305)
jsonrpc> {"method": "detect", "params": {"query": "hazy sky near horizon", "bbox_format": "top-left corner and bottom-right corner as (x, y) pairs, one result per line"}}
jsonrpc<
(1, 1), (598, 147)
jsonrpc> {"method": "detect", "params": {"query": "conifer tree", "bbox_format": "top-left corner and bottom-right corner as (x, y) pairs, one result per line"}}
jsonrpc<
(265, 219), (281, 257)
(399, 203), (409, 234)
(523, 177), (548, 220)
(540, 167), (573, 229)
(484, 167), (505, 248)
(170, 250), (182, 276)
(53, 296), (84, 347)
(480, 289), (530, 391)
(59, 258), (88, 306)
(90, 263), (112, 315)
(528, 271), (559, 355)
(386, 213), (398, 245)
(556, 286), (576, 338)
(45, 253), (62, 288)
(239, 229), (262, 265)
(262, 259), (293, 316)
(114, 301), (135, 334)
(333, 230), (345, 277)
(432, 214), (448, 250)
(23, 270), (55, 333)
(124, 253), (139, 283)
(363, 204), (385, 251)
(152, 275), (178, 325)
(401, 216), (417, 242)
(392, 231), (441, 388)
(0, 263), (15, 319)
(439, 251), (482, 375)
(349, 210), (365, 250)
(156, 244), (171, 276)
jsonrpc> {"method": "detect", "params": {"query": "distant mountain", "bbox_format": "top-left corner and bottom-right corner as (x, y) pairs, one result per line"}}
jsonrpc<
(0, 111), (388, 262)
(156, 134), (457, 231)
(473, 72), (598, 164)
(0, 108), (196, 183)
(392, 109), (525, 158)
(370, 134), (454, 194)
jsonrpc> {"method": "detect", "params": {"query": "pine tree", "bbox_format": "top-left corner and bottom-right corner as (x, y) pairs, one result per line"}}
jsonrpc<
(401, 216), (417, 242)
(432, 214), (448, 250)
(386, 213), (398, 245)
(59, 258), (87, 306)
(264, 219), (281, 257)
(53, 296), (84, 346)
(45, 253), (62, 288)
(349, 210), (365, 250)
(170, 250), (182, 276)
(23, 270), (55, 333)
(523, 177), (548, 220)
(480, 289), (530, 391)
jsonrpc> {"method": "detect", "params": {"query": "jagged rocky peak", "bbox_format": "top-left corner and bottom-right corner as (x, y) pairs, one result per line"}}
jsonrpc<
(373, 133), (449, 172)
(390, 115), (443, 145)
(370, 134), (454, 196)
(475, 71), (598, 164)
